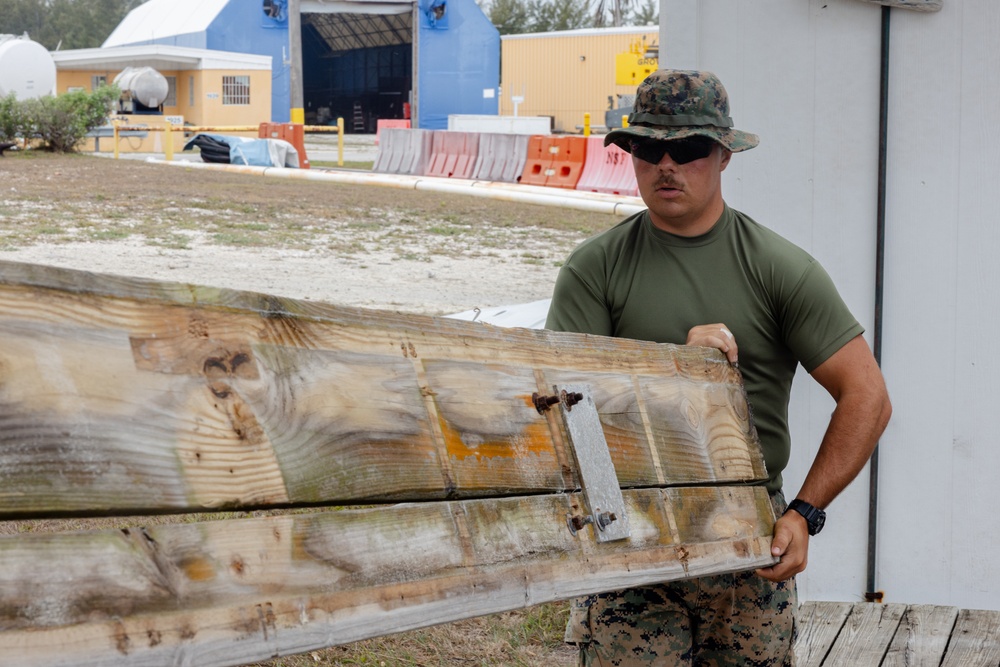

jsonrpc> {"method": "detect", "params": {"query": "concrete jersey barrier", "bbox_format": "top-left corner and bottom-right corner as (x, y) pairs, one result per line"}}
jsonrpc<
(471, 133), (531, 183)
(373, 127), (433, 176)
(576, 137), (638, 197)
(375, 129), (636, 196)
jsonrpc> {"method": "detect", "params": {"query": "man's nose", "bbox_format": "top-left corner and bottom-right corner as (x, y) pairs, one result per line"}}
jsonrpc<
(657, 151), (679, 170)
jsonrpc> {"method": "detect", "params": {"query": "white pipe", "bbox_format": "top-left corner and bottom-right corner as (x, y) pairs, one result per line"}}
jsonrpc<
(148, 159), (647, 218)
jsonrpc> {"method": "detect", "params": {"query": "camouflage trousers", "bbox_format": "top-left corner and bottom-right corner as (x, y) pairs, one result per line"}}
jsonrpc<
(565, 493), (797, 666)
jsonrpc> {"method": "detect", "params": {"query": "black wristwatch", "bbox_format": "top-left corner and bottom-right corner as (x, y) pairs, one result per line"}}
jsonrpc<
(785, 499), (826, 536)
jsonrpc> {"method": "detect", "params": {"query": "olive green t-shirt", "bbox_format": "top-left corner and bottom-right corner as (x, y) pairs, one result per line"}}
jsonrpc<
(546, 205), (863, 493)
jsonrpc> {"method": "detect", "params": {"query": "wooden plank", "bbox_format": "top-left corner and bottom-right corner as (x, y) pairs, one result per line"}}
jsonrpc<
(0, 486), (777, 667)
(853, 0), (943, 11)
(0, 259), (766, 516)
(882, 604), (959, 667)
(822, 603), (907, 666)
(794, 601), (853, 667)
(940, 608), (1000, 667)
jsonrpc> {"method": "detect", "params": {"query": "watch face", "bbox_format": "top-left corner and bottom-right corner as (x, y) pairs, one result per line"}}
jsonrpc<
(789, 500), (825, 535)
(811, 511), (825, 535)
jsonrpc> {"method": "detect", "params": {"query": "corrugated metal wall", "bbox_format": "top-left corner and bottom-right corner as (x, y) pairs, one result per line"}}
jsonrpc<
(500, 27), (657, 132)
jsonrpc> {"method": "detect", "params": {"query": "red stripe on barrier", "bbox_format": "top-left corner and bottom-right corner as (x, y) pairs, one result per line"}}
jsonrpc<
(376, 119), (410, 145)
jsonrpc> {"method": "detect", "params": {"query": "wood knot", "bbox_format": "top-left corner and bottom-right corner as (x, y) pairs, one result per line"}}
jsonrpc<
(203, 348), (259, 399)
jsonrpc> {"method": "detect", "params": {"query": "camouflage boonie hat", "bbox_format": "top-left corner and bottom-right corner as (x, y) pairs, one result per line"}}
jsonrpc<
(605, 69), (759, 153)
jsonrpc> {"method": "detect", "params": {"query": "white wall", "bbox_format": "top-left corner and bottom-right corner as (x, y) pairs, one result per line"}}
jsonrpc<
(662, 0), (1000, 610)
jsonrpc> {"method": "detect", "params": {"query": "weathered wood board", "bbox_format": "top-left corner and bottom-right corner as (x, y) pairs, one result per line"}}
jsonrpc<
(0, 487), (774, 666)
(0, 259), (776, 666)
(795, 602), (1000, 667)
(0, 259), (766, 515)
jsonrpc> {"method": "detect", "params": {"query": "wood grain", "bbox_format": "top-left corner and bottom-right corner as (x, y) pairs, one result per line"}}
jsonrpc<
(822, 603), (906, 666)
(882, 604), (958, 667)
(0, 486), (777, 666)
(794, 601), (853, 667)
(0, 260), (766, 516)
(0, 260), (778, 665)
(794, 602), (1000, 666)
(939, 608), (1000, 667)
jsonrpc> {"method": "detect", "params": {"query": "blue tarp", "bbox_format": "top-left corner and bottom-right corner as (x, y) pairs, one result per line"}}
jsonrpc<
(183, 133), (300, 168)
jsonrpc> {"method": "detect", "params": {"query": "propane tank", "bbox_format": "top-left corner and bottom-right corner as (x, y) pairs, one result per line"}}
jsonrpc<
(0, 35), (56, 100)
(113, 66), (169, 112)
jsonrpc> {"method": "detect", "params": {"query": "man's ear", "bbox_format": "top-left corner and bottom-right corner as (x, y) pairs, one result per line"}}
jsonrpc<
(719, 148), (733, 171)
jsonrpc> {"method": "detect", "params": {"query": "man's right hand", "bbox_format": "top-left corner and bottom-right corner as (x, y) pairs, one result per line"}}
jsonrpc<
(686, 323), (739, 365)
(757, 509), (810, 582)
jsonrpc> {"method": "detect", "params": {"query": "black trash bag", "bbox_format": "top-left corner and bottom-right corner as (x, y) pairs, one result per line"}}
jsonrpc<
(185, 134), (232, 164)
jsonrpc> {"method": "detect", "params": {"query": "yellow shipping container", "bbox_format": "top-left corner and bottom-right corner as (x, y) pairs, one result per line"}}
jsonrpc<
(500, 26), (658, 133)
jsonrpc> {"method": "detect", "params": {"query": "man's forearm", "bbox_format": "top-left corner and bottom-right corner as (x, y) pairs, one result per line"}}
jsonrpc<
(796, 371), (892, 508)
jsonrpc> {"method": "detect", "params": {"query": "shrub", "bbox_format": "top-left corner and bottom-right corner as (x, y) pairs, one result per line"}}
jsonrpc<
(0, 85), (119, 152)
(0, 93), (28, 143)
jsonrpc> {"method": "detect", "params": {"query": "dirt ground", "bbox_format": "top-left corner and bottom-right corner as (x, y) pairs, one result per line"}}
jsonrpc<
(0, 151), (628, 666)
(0, 153), (623, 317)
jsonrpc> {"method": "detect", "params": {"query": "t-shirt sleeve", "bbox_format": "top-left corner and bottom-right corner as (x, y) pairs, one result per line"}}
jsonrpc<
(780, 260), (865, 372)
(545, 260), (614, 336)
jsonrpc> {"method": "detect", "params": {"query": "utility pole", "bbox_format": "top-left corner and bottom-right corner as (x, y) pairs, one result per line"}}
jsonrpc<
(288, 0), (304, 124)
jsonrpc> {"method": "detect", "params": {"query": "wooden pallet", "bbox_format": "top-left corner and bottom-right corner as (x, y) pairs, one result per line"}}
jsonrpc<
(0, 259), (776, 666)
(796, 602), (1000, 666)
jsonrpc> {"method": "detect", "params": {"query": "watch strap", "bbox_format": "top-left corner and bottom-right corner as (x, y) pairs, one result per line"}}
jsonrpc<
(786, 499), (825, 536)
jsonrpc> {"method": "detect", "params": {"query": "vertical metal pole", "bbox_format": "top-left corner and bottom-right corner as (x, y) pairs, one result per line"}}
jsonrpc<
(866, 4), (891, 603)
(410, 2), (419, 129)
(337, 116), (344, 166)
(164, 121), (174, 162)
(288, 0), (305, 125)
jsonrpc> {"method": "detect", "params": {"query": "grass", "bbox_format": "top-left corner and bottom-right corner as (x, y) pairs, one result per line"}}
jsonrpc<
(312, 160), (375, 170)
(0, 153), (618, 267)
(243, 603), (574, 667)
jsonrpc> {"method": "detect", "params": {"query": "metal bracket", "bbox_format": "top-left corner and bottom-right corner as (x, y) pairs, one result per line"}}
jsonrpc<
(556, 385), (631, 542)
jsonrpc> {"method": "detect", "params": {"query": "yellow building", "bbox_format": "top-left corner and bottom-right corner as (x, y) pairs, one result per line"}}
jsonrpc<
(52, 44), (272, 153)
(500, 26), (658, 134)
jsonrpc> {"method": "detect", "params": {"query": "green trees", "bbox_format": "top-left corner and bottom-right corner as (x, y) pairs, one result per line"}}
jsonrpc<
(0, 0), (143, 50)
(0, 86), (119, 152)
(481, 0), (658, 35)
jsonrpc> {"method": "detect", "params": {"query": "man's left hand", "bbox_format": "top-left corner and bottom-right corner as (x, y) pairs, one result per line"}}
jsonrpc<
(756, 510), (809, 582)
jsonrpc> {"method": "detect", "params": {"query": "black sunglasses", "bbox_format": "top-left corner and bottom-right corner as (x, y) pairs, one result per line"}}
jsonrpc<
(628, 135), (718, 165)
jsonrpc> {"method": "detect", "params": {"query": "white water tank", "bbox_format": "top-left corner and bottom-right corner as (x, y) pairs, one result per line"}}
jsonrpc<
(0, 35), (56, 100)
(114, 66), (169, 108)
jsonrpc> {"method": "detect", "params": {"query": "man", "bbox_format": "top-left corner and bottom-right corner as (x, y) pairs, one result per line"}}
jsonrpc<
(547, 70), (892, 665)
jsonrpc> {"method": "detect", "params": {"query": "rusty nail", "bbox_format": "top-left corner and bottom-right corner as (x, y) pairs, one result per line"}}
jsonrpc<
(533, 392), (562, 414)
(566, 514), (593, 535)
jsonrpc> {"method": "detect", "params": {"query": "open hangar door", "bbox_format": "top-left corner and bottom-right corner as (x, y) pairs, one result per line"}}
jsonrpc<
(301, 4), (413, 133)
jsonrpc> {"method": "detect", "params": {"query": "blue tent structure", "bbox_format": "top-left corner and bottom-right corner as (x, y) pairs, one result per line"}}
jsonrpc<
(104, 0), (499, 130)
